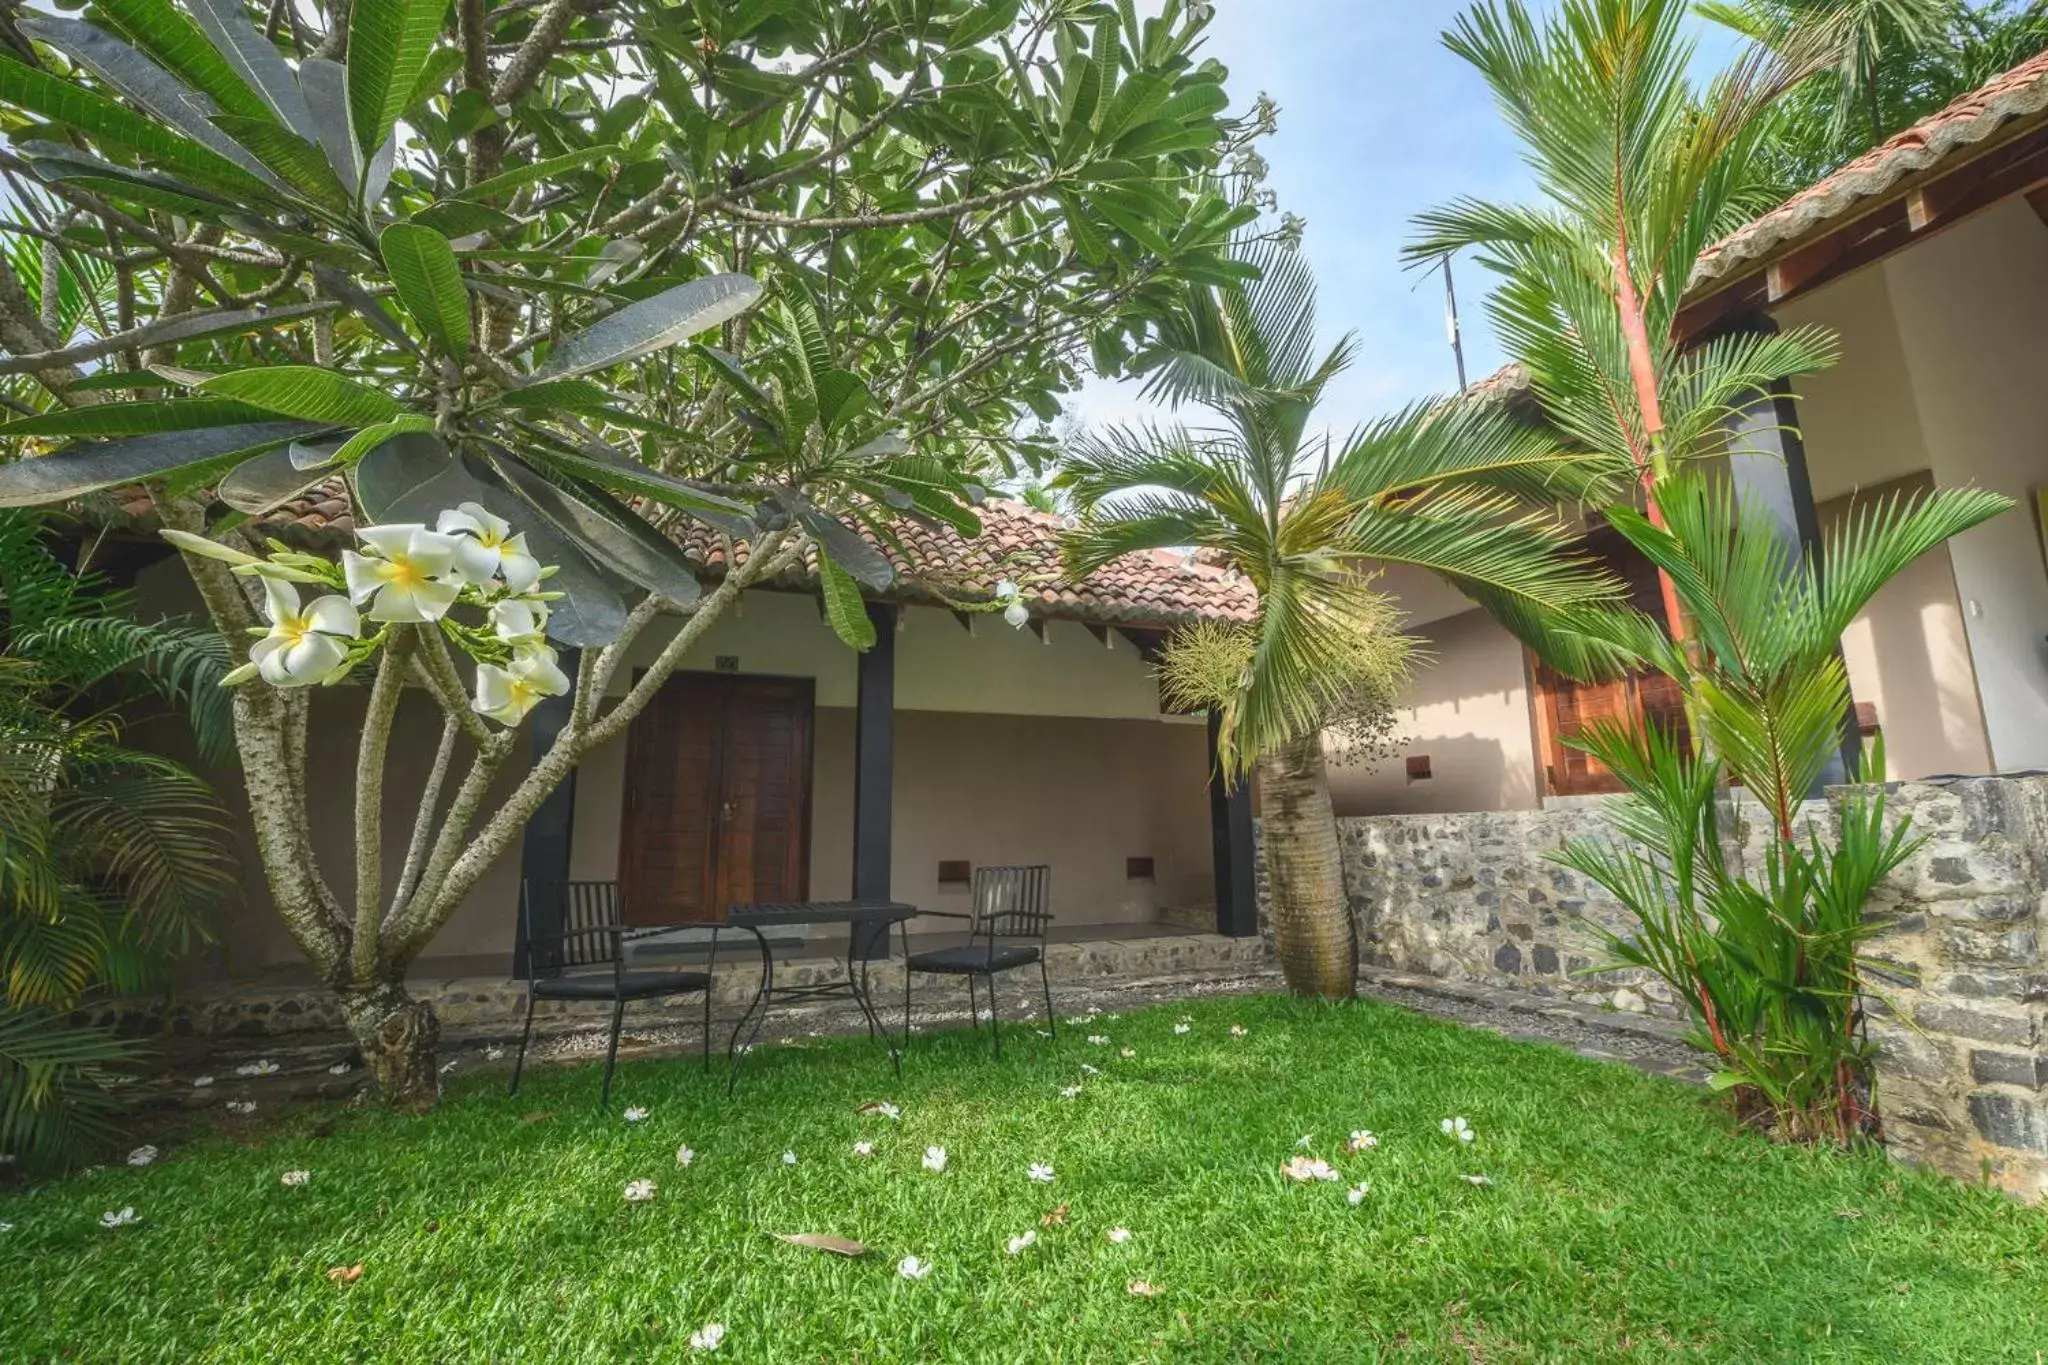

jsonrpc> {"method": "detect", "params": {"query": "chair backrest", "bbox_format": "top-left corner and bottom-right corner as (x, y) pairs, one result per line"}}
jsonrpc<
(520, 880), (623, 977)
(970, 865), (1052, 942)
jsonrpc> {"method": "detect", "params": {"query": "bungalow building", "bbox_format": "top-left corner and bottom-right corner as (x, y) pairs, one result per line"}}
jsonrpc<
(121, 492), (1266, 985)
(1342, 49), (2048, 815)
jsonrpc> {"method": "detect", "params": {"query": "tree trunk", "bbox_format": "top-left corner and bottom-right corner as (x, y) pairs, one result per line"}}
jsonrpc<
(1256, 733), (1354, 998)
(340, 982), (441, 1111)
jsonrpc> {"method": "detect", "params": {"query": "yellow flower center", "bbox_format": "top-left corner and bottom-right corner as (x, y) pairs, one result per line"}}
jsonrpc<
(384, 558), (424, 588)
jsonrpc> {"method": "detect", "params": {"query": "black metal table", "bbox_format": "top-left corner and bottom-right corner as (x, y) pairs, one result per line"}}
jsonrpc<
(721, 900), (918, 1094)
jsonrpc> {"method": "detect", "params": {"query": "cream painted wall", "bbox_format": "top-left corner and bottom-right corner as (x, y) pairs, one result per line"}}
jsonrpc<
(1324, 608), (1540, 816)
(1858, 199), (2048, 770)
(1778, 265), (1937, 502)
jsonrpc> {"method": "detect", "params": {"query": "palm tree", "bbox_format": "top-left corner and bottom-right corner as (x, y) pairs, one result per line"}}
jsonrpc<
(0, 508), (236, 1167)
(1058, 243), (1620, 998)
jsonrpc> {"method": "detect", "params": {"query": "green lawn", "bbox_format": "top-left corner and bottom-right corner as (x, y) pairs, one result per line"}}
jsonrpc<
(2, 995), (2043, 1362)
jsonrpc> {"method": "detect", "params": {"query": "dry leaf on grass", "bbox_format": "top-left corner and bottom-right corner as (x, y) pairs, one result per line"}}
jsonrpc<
(327, 1265), (363, 1285)
(774, 1233), (866, 1257)
(1127, 1279), (1162, 1298)
(1040, 1204), (1069, 1227)
(519, 1111), (552, 1125)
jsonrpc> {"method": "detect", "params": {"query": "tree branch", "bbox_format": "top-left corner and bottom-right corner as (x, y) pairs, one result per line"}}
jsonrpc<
(391, 712), (460, 916)
(352, 628), (417, 979)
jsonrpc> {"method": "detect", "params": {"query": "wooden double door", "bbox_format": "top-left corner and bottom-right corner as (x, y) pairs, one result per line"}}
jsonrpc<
(1532, 525), (1690, 796)
(618, 673), (813, 925)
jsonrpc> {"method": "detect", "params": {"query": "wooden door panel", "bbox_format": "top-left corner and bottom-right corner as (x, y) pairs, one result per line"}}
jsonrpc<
(619, 673), (811, 924)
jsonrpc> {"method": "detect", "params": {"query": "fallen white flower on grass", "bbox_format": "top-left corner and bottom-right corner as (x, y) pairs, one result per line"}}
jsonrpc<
(1347, 1130), (1379, 1153)
(1295, 1134), (1314, 1149)
(1080, 1063), (1101, 1076)
(897, 1254), (932, 1280)
(623, 1180), (658, 1203)
(868, 1102), (901, 1120)
(191, 1076), (214, 1089)
(235, 1060), (279, 1077)
(1104, 1012), (1122, 1021)
(1127, 1279), (1161, 1298)
(852, 1141), (875, 1157)
(676, 1146), (696, 1167)
(781, 1151), (798, 1166)
(687, 1322), (726, 1353)
(1347, 1182), (1371, 1205)
(484, 1047), (505, 1061)
(1118, 1048), (1136, 1059)
(921, 1146), (948, 1173)
(1229, 1025), (1248, 1037)
(1173, 1023), (1191, 1035)
(1106, 1227), (1132, 1244)
(1026, 1162), (1055, 1184)
(439, 1059), (459, 1075)
(624, 1107), (650, 1123)
(280, 1170), (311, 1188)
(1086, 1035), (1110, 1046)
(226, 1101), (256, 1116)
(127, 1146), (158, 1167)
(100, 1207), (140, 1229)
(1005, 1230), (1037, 1256)
(327, 1062), (353, 1076)
(1441, 1117), (1475, 1144)
(1065, 1016), (1090, 1026)
(1281, 1156), (1339, 1183)
(1059, 1085), (1083, 1099)
(0, 1222), (12, 1233)
(1461, 1174), (1492, 1187)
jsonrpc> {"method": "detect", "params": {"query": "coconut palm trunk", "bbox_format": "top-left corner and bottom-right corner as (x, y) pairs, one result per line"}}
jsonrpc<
(1256, 734), (1354, 998)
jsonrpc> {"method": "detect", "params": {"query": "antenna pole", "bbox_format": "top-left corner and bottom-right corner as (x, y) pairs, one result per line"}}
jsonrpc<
(1442, 252), (1469, 393)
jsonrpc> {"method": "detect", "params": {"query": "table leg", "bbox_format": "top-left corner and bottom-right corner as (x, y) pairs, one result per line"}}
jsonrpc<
(847, 918), (902, 1076)
(726, 928), (774, 1096)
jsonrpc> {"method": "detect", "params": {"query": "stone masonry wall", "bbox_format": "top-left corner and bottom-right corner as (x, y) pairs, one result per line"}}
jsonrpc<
(1255, 774), (2048, 1198)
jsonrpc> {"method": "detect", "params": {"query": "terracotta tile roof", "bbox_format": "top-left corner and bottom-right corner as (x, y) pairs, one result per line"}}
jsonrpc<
(1692, 47), (2048, 290)
(140, 479), (1256, 629)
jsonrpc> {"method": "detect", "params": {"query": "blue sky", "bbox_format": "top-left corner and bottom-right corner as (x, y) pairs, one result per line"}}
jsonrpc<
(1066, 0), (1743, 435)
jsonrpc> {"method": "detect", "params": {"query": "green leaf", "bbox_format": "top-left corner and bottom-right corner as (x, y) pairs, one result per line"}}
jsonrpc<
(818, 555), (877, 651)
(195, 367), (403, 425)
(346, 0), (445, 174)
(0, 399), (274, 438)
(487, 452), (704, 606)
(519, 445), (755, 535)
(92, 0), (276, 125)
(453, 148), (616, 201)
(0, 302), (333, 376)
(329, 414), (437, 465)
(535, 273), (763, 380)
(0, 422), (319, 507)
(183, 0), (318, 143)
(208, 114), (349, 209)
(379, 222), (472, 364)
(216, 445), (338, 513)
(410, 199), (519, 238)
(484, 378), (618, 411)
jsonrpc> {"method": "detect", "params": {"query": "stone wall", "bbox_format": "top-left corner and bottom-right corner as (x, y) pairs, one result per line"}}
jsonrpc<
(1255, 774), (2048, 1199)
(1860, 777), (2048, 1201)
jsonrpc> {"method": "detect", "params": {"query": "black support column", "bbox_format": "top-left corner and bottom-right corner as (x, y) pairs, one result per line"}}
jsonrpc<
(852, 603), (896, 903)
(514, 647), (580, 976)
(1721, 316), (1861, 790)
(1207, 711), (1259, 938)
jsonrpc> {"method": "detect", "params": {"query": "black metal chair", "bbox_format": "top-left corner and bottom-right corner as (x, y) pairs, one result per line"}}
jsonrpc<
(903, 865), (1054, 1058)
(510, 880), (716, 1106)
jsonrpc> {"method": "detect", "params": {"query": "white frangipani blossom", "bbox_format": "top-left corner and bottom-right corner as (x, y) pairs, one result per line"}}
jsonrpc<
(438, 503), (544, 592)
(623, 1179), (657, 1202)
(1347, 1130), (1379, 1153)
(126, 1145), (158, 1167)
(623, 1107), (649, 1124)
(676, 1145), (696, 1167)
(235, 1059), (279, 1077)
(487, 598), (550, 653)
(852, 1141), (874, 1157)
(100, 1207), (140, 1228)
(190, 1076), (214, 1088)
(0, 1222), (13, 1233)
(1461, 1174), (1493, 1187)
(1347, 1181), (1371, 1205)
(1281, 1156), (1339, 1183)
(343, 524), (464, 622)
(1086, 1035), (1110, 1046)
(1441, 1116), (1475, 1144)
(473, 649), (571, 727)
(921, 1145), (947, 1173)
(687, 1322), (726, 1353)
(1106, 1227), (1133, 1244)
(328, 1062), (353, 1076)
(1026, 1162), (1054, 1184)
(280, 1170), (311, 1187)
(250, 578), (359, 687)
(1172, 1023), (1191, 1035)
(1229, 1024), (1248, 1037)
(781, 1151), (798, 1166)
(226, 1100), (256, 1115)
(1005, 1230), (1037, 1255)
(869, 1102), (901, 1120)
(1079, 1063), (1100, 1076)
(897, 1254), (932, 1280)
(1059, 1084), (1082, 1099)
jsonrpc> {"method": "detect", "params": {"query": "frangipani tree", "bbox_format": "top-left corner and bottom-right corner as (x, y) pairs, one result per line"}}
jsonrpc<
(0, 0), (1260, 1105)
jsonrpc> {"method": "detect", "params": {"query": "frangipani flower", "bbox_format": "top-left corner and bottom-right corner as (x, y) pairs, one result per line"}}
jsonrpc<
(852, 1141), (875, 1157)
(1281, 1156), (1339, 1183)
(1059, 1085), (1082, 1099)
(1347, 1130), (1379, 1153)
(327, 1062), (353, 1076)
(868, 1101), (901, 1121)
(100, 1207), (140, 1228)
(0, 1222), (13, 1233)
(280, 1170), (311, 1187)
(343, 525), (463, 623)
(623, 1107), (649, 1123)
(1347, 1181), (1371, 1205)
(1086, 1035), (1110, 1046)
(1172, 1023), (1191, 1035)
(1106, 1227), (1133, 1244)
(1079, 1063), (1100, 1076)
(191, 1076), (213, 1088)
(897, 1254), (931, 1280)
(1127, 1279), (1161, 1298)
(438, 503), (542, 592)
(226, 1100), (256, 1115)
(251, 578), (359, 687)
(236, 1060), (279, 1077)
(1118, 1047), (1136, 1059)
(623, 1179), (657, 1202)
(1229, 1024), (1248, 1037)
(126, 1145), (158, 1167)
(688, 1322), (726, 1353)
(676, 1145), (696, 1166)
(1441, 1117), (1475, 1144)
(921, 1146), (947, 1173)
(488, 598), (550, 652)
(1026, 1162), (1055, 1184)
(781, 1151), (798, 1166)
(473, 650), (571, 726)
(1005, 1230), (1037, 1255)
(1461, 1174), (1492, 1187)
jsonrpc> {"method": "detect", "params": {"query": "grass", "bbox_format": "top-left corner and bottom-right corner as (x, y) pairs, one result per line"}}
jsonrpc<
(2, 994), (2044, 1363)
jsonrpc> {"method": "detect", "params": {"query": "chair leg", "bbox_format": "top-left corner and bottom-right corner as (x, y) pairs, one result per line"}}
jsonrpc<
(903, 961), (914, 1043)
(987, 973), (1002, 1059)
(1039, 958), (1055, 1038)
(600, 995), (627, 1108)
(967, 973), (980, 1031)
(700, 984), (713, 1075)
(509, 988), (538, 1095)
